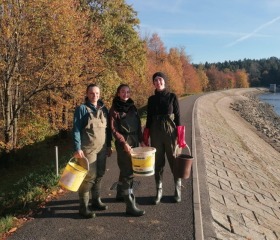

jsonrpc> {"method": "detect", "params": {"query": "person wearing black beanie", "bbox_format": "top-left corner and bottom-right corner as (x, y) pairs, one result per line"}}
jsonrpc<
(152, 72), (167, 82)
(143, 72), (187, 205)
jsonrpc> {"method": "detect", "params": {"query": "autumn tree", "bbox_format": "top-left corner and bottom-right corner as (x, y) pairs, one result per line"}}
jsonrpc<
(83, 0), (147, 106)
(196, 65), (209, 91)
(0, 0), (95, 152)
(235, 69), (249, 88)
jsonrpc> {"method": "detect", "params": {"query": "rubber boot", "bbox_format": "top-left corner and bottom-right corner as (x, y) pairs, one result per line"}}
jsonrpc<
(124, 189), (145, 217)
(79, 192), (95, 218)
(115, 182), (124, 202)
(79, 181), (95, 218)
(91, 179), (108, 210)
(174, 178), (182, 203)
(153, 181), (163, 205)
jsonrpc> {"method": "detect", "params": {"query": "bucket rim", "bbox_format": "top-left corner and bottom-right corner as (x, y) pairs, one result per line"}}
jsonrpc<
(131, 146), (156, 155)
(68, 157), (89, 171)
(68, 162), (88, 173)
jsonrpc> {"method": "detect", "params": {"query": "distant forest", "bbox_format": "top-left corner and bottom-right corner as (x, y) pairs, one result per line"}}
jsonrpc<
(194, 57), (280, 87)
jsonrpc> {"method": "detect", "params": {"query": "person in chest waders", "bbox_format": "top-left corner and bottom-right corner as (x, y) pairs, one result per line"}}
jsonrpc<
(143, 72), (187, 205)
(73, 84), (112, 218)
(109, 84), (145, 216)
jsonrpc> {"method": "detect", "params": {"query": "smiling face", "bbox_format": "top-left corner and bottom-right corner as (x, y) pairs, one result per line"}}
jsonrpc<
(153, 76), (165, 91)
(87, 86), (100, 105)
(118, 86), (130, 102)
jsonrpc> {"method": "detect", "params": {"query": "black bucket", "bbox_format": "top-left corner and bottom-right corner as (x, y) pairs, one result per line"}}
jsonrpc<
(173, 145), (193, 179)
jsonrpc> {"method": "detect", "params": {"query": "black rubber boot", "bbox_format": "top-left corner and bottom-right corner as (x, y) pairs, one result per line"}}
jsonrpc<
(153, 181), (163, 205)
(91, 179), (108, 210)
(79, 181), (95, 218)
(79, 192), (95, 218)
(124, 191), (145, 217)
(174, 178), (182, 203)
(116, 182), (124, 202)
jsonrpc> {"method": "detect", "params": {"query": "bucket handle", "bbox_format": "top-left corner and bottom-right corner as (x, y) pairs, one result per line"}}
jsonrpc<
(174, 144), (191, 158)
(69, 157), (90, 171)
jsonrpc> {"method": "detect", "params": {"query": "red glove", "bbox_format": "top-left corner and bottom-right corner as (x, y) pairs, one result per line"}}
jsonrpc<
(143, 128), (150, 146)
(177, 126), (187, 148)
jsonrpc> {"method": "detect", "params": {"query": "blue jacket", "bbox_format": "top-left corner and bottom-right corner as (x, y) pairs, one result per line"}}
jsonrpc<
(73, 100), (112, 151)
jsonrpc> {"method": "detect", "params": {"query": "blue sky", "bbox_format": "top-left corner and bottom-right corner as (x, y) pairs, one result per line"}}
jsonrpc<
(125, 0), (280, 64)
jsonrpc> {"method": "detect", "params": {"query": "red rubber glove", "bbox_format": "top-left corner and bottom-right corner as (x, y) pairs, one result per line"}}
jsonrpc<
(177, 126), (187, 148)
(143, 128), (150, 146)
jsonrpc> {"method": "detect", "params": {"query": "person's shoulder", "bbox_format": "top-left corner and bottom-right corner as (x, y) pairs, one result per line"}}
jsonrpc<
(75, 103), (87, 111)
(170, 92), (178, 98)
(148, 94), (156, 100)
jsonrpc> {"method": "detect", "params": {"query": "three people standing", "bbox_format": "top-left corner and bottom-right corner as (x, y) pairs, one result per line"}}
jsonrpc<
(72, 73), (186, 218)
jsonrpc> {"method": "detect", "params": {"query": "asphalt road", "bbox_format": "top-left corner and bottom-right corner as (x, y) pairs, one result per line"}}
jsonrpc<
(8, 94), (200, 240)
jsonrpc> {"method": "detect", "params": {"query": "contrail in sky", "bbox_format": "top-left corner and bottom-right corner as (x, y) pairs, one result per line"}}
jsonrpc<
(226, 16), (280, 47)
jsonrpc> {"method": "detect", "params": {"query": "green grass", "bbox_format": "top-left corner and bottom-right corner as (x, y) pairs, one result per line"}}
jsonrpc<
(0, 131), (73, 238)
(0, 215), (14, 235)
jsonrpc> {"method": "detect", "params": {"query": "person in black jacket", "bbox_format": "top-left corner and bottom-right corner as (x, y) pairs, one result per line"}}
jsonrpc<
(109, 84), (145, 216)
(143, 72), (186, 205)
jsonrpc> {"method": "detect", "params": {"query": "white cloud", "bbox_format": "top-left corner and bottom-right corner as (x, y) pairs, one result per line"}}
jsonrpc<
(225, 16), (280, 47)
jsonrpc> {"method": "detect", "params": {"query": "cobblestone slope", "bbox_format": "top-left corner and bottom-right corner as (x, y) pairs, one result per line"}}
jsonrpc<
(197, 88), (280, 240)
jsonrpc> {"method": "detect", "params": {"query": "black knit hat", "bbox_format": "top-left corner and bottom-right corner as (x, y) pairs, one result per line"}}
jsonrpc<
(152, 72), (167, 81)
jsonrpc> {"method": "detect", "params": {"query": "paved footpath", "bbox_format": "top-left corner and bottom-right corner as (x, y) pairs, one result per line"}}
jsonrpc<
(195, 88), (280, 239)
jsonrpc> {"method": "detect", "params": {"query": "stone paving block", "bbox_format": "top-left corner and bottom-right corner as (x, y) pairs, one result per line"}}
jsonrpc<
(215, 227), (247, 240)
(246, 196), (277, 217)
(206, 164), (217, 175)
(210, 192), (225, 205)
(235, 196), (267, 217)
(241, 183), (276, 201)
(253, 213), (280, 235)
(207, 174), (220, 189)
(230, 181), (255, 198)
(219, 178), (231, 188)
(211, 209), (231, 232)
(271, 191), (280, 203)
(216, 168), (228, 179)
(229, 217), (266, 240)
(242, 214), (279, 240)
(209, 184), (237, 203)
(254, 192), (280, 211)
(223, 161), (242, 172)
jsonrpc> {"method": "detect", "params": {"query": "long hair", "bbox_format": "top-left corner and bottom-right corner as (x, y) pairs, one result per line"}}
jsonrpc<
(114, 84), (130, 98)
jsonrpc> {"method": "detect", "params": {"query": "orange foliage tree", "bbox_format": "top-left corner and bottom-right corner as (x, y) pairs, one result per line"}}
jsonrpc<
(0, 0), (100, 150)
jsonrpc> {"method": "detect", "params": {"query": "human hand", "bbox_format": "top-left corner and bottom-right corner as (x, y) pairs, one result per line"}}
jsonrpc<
(124, 142), (132, 153)
(140, 141), (146, 147)
(107, 147), (113, 157)
(143, 128), (150, 146)
(74, 150), (85, 159)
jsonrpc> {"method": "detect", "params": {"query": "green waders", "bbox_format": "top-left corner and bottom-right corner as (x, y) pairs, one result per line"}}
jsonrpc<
(115, 109), (145, 216)
(150, 114), (182, 204)
(78, 106), (108, 218)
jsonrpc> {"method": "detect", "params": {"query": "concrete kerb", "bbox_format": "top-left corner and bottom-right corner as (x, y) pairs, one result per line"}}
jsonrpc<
(192, 93), (217, 240)
(192, 96), (204, 240)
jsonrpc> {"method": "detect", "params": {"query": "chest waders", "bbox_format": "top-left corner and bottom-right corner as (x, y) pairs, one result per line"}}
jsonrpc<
(150, 114), (182, 204)
(115, 110), (145, 216)
(78, 107), (108, 218)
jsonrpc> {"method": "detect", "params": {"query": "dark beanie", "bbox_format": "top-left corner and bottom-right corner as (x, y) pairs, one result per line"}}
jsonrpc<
(152, 72), (167, 81)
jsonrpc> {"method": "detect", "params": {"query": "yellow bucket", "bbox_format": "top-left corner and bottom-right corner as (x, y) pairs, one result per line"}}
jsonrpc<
(131, 147), (156, 177)
(59, 157), (89, 192)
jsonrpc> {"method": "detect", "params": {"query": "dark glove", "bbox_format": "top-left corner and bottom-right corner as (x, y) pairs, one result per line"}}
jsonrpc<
(143, 128), (150, 146)
(177, 126), (187, 148)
